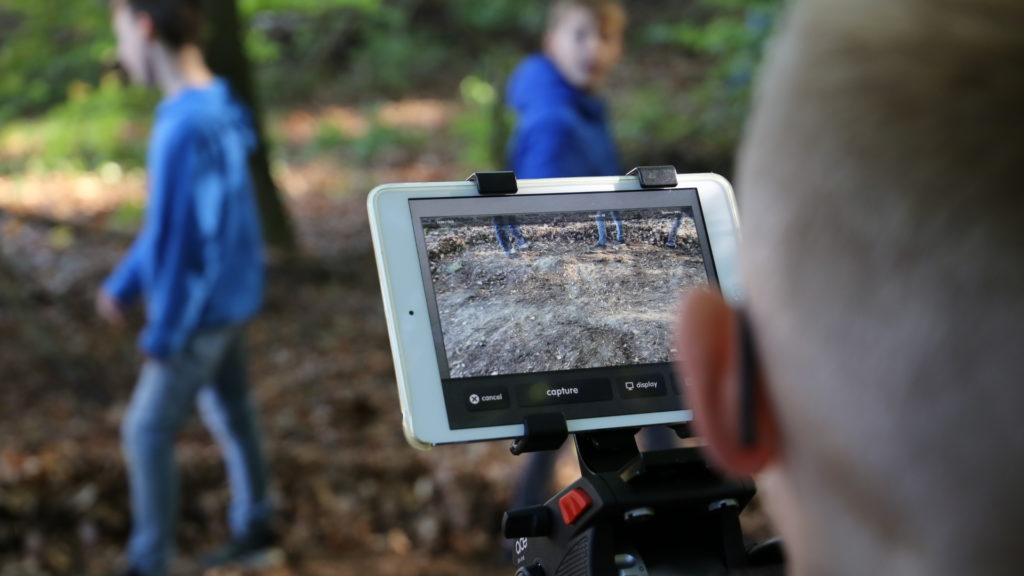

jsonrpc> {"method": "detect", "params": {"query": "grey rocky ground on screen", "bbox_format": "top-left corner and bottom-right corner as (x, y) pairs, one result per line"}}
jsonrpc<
(427, 218), (706, 378)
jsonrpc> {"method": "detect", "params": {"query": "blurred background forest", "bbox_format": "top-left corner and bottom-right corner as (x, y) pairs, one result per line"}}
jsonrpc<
(0, 0), (779, 574)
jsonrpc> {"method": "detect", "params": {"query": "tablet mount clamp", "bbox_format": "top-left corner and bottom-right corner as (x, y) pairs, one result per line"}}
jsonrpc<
(467, 166), (785, 576)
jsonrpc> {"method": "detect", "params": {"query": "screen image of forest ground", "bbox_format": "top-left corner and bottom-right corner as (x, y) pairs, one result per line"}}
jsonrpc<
(423, 207), (708, 379)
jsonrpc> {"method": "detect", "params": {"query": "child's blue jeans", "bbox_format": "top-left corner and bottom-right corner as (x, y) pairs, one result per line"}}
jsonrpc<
(121, 325), (270, 576)
(596, 211), (624, 245)
(493, 216), (527, 254)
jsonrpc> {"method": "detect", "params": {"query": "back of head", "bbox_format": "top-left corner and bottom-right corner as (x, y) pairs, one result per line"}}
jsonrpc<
(739, 0), (1024, 571)
(122, 0), (204, 49)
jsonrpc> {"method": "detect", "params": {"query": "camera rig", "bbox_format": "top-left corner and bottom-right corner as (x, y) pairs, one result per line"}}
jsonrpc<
(467, 167), (784, 575)
(502, 415), (785, 576)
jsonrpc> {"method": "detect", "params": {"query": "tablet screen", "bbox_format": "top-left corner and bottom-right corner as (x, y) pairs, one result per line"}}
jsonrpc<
(410, 189), (716, 429)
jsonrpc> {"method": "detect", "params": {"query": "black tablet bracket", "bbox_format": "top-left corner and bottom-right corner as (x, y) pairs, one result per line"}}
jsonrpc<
(508, 412), (642, 478)
(627, 165), (679, 188)
(510, 413), (569, 456)
(468, 171), (518, 195)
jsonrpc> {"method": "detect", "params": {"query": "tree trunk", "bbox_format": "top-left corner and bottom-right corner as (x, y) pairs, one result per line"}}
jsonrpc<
(203, 0), (297, 251)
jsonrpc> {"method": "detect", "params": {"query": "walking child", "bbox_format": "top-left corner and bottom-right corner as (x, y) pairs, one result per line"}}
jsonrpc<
(98, 1), (274, 573)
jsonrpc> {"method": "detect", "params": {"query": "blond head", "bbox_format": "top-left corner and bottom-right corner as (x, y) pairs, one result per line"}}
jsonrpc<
(739, 0), (1024, 572)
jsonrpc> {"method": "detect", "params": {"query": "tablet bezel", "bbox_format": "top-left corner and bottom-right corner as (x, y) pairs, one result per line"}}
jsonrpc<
(368, 173), (741, 448)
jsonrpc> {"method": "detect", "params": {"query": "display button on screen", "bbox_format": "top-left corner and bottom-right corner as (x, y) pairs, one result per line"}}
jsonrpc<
(518, 379), (613, 407)
(465, 387), (511, 411)
(618, 374), (668, 399)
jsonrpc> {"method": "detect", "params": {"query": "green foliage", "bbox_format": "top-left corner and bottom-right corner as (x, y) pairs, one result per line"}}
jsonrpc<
(452, 75), (503, 171)
(614, 83), (694, 159)
(347, 17), (449, 97)
(239, 0), (381, 16)
(239, 0), (382, 71)
(107, 199), (146, 233)
(350, 110), (427, 164)
(239, 0), (544, 103)
(0, 0), (549, 172)
(283, 109), (429, 165)
(48, 225), (76, 251)
(313, 122), (348, 153)
(0, 0), (782, 178)
(0, 0), (155, 174)
(0, 75), (155, 174)
(445, 0), (545, 35)
(0, 0), (115, 123)
(639, 0), (781, 163)
(243, 26), (283, 65)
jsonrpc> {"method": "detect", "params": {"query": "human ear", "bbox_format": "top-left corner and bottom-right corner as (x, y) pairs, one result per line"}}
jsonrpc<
(542, 30), (556, 57)
(673, 289), (780, 477)
(135, 10), (156, 42)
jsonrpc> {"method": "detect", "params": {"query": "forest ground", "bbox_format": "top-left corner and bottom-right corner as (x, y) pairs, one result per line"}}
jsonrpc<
(0, 102), (772, 576)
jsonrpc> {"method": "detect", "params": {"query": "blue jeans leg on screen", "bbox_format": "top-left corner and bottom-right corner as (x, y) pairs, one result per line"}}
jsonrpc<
(121, 326), (270, 576)
(596, 211), (624, 245)
(493, 218), (511, 253)
(494, 216), (524, 254)
(511, 224), (527, 246)
(666, 214), (682, 246)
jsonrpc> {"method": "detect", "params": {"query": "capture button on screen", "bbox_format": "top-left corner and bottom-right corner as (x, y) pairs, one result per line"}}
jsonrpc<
(518, 379), (613, 407)
(618, 374), (668, 399)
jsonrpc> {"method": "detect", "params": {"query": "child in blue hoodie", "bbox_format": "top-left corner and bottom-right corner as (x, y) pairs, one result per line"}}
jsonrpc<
(507, 0), (625, 179)
(507, 0), (631, 506)
(507, 0), (627, 248)
(505, 1), (679, 515)
(98, 2), (272, 575)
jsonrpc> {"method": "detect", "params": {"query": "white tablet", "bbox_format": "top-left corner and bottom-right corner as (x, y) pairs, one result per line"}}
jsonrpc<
(368, 173), (741, 449)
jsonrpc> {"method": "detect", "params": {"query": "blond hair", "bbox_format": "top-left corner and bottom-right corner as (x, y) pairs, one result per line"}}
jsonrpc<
(739, 0), (1024, 572)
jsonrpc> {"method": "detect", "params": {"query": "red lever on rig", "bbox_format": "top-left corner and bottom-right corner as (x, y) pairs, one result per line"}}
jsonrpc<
(558, 488), (593, 525)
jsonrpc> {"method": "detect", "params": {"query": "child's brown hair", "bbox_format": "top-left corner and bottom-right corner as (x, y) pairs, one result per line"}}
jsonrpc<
(547, 0), (627, 35)
(116, 0), (204, 49)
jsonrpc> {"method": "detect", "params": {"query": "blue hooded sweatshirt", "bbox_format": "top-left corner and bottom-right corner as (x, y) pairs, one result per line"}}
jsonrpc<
(506, 54), (621, 178)
(103, 78), (264, 358)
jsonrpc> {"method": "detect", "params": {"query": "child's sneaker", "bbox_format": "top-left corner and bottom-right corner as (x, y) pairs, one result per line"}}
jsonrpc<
(199, 526), (280, 571)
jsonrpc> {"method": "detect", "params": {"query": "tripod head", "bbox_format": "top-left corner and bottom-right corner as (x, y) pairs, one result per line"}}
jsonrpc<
(503, 420), (782, 575)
